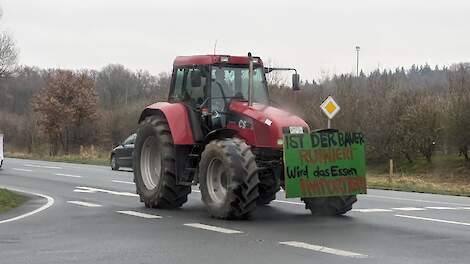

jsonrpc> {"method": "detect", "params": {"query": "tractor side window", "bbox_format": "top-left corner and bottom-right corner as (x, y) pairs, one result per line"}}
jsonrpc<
(184, 68), (207, 106)
(170, 68), (185, 101)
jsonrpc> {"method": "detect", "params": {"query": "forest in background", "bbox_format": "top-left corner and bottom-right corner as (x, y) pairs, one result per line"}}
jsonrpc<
(1, 62), (470, 167)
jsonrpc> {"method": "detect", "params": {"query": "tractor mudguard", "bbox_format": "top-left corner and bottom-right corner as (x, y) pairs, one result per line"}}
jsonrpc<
(139, 102), (195, 145)
(204, 128), (238, 144)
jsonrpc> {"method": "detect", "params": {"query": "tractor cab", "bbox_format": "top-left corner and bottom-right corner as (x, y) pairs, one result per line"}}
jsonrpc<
(166, 54), (303, 145)
(168, 55), (269, 133)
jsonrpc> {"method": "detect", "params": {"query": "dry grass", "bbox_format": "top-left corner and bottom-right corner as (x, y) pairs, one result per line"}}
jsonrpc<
(6, 146), (110, 166)
(367, 173), (470, 197)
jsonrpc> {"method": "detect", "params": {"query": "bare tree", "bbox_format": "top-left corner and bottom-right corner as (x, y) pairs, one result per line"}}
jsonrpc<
(0, 32), (18, 77)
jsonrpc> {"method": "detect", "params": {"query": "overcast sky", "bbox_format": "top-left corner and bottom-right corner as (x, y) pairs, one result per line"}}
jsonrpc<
(1, 0), (469, 81)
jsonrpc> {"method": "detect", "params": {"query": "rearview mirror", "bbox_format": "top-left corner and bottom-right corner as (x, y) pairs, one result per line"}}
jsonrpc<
(292, 73), (300, 91)
(191, 69), (202, 87)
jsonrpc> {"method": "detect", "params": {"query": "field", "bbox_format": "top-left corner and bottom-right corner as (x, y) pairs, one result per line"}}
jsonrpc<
(367, 155), (470, 196)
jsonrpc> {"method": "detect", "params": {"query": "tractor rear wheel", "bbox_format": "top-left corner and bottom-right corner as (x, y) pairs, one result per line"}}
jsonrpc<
(257, 169), (280, 205)
(301, 195), (357, 216)
(133, 114), (191, 209)
(199, 138), (259, 219)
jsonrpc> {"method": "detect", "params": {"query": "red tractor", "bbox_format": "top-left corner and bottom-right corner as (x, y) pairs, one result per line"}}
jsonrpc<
(133, 53), (357, 219)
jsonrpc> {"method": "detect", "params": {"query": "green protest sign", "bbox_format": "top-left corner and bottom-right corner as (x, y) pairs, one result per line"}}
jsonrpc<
(283, 131), (367, 198)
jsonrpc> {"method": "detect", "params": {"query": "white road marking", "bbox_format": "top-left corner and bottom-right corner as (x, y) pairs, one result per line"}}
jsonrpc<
(425, 206), (458, 210)
(24, 164), (62, 169)
(391, 207), (426, 211)
(366, 194), (470, 207)
(273, 200), (304, 205)
(184, 223), (243, 234)
(117, 210), (162, 219)
(0, 187), (55, 224)
(13, 168), (33, 172)
(112, 180), (135, 185)
(73, 189), (94, 193)
(352, 208), (393, 213)
(75, 186), (139, 197)
(67, 201), (102, 207)
(55, 173), (82, 178)
(396, 214), (470, 227)
(193, 189), (469, 212)
(279, 241), (368, 258)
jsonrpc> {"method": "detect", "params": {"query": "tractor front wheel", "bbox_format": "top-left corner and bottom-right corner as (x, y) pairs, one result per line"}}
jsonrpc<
(199, 138), (259, 219)
(301, 195), (357, 216)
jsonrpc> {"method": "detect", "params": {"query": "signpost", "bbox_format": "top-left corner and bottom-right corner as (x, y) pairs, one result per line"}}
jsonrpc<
(320, 96), (340, 128)
(283, 131), (367, 198)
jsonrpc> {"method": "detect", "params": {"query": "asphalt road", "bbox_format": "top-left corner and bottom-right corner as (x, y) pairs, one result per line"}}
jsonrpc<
(1, 157), (470, 264)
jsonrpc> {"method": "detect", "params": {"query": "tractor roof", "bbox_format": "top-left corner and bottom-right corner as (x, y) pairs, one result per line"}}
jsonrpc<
(173, 55), (263, 67)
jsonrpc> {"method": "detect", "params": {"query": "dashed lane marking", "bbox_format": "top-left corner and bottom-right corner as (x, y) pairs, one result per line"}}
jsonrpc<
(366, 194), (470, 207)
(191, 191), (470, 212)
(13, 168), (33, 172)
(67, 201), (102, 207)
(55, 173), (82, 178)
(112, 180), (135, 185)
(352, 208), (393, 213)
(391, 207), (427, 211)
(279, 241), (368, 258)
(395, 214), (470, 227)
(73, 189), (94, 193)
(117, 210), (162, 219)
(425, 206), (459, 210)
(74, 186), (139, 197)
(184, 223), (243, 234)
(24, 164), (62, 169)
(273, 200), (304, 205)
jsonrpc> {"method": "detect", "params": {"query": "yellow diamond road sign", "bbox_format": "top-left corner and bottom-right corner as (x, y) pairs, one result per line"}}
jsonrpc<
(320, 96), (340, 119)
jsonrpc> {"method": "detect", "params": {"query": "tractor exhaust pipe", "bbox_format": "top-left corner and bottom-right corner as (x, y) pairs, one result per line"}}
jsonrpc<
(248, 52), (254, 107)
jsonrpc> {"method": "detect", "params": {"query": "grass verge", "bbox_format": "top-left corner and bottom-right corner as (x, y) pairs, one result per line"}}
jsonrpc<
(0, 188), (29, 214)
(6, 152), (109, 166)
(367, 174), (470, 197)
(367, 154), (470, 196)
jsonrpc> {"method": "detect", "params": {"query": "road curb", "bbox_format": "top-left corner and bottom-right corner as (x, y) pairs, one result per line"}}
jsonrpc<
(0, 186), (54, 224)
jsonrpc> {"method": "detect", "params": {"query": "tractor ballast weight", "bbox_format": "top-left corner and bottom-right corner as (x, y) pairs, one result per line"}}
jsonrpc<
(133, 54), (361, 219)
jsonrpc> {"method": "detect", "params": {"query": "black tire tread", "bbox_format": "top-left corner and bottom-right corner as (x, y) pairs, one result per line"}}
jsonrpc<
(199, 138), (259, 220)
(301, 195), (357, 216)
(134, 114), (191, 209)
(111, 154), (119, 171)
(257, 169), (280, 205)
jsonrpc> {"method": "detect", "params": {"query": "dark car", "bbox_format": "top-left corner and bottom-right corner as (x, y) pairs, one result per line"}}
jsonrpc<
(110, 133), (136, 170)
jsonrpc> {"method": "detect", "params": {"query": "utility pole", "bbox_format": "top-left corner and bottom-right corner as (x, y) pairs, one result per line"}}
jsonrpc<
(355, 46), (360, 76)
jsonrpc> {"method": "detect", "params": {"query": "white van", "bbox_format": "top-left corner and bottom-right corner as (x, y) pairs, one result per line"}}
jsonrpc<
(0, 133), (3, 168)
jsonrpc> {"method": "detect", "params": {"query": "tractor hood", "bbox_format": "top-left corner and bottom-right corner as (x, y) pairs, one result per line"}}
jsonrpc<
(228, 101), (310, 148)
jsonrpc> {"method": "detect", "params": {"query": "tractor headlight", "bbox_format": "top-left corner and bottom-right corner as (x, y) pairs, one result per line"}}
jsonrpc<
(277, 138), (283, 146)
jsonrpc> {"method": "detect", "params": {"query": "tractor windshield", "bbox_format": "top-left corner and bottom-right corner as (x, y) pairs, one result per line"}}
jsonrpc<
(211, 66), (269, 105)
